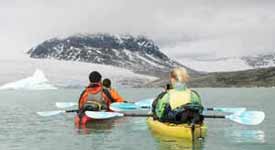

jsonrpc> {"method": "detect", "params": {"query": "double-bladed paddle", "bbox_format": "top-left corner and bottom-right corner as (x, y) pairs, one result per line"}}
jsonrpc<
(37, 110), (265, 125)
(110, 102), (246, 113)
(56, 98), (246, 114)
(84, 111), (265, 125)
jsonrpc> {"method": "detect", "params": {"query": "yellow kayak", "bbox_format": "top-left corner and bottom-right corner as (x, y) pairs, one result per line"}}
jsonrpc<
(147, 117), (207, 139)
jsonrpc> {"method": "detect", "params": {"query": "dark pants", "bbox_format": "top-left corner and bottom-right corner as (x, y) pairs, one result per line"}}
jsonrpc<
(177, 110), (204, 124)
(162, 104), (204, 124)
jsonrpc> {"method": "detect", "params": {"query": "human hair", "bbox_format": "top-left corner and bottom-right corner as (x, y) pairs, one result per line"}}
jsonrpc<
(170, 67), (190, 83)
(103, 78), (111, 88)
(89, 71), (102, 83)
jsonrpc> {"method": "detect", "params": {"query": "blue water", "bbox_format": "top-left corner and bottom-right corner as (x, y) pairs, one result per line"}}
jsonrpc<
(0, 88), (274, 150)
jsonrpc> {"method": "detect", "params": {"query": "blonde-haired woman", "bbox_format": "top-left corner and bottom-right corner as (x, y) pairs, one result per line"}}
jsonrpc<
(152, 67), (204, 124)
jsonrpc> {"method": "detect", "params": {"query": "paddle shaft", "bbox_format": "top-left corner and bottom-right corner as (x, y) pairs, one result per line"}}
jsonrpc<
(110, 102), (245, 113)
(65, 109), (78, 113)
(63, 109), (227, 118)
(122, 106), (231, 110)
(123, 113), (227, 119)
(204, 115), (225, 119)
(64, 110), (226, 118)
(124, 113), (153, 117)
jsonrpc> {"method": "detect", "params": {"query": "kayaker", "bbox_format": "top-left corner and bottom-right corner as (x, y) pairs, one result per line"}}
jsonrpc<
(78, 71), (117, 113)
(102, 78), (124, 103)
(152, 67), (204, 124)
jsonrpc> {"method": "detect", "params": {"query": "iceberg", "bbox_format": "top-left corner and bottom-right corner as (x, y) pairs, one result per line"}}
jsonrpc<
(0, 69), (57, 90)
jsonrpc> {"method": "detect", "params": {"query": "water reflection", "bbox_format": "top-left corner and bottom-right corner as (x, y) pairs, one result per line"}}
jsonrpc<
(225, 129), (265, 143)
(150, 133), (205, 150)
(75, 118), (127, 135)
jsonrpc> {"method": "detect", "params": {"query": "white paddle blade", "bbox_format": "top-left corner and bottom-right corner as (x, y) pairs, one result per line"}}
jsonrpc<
(226, 111), (265, 125)
(37, 110), (65, 117)
(85, 111), (124, 119)
(213, 107), (246, 113)
(134, 98), (153, 108)
(56, 102), (77, 108)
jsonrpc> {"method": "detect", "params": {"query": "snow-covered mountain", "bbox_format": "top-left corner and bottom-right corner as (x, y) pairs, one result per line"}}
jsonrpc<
(24, 33), (275, 87)
(241, 53), (275, 68)
(27, 33), (197, 77)
(180, 52), (275, 72)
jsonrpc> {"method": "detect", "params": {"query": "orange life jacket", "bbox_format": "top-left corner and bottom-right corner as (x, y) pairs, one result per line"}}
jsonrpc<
(78, 83), (112, 110)
(108, 88), (124, 103)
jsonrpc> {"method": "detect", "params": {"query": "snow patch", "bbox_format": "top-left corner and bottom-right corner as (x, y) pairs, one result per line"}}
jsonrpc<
(123, 49), (134, 61)
(112, 49), (120, 56)
(181, 57), (253, 72)
(136, 53), (165, 68)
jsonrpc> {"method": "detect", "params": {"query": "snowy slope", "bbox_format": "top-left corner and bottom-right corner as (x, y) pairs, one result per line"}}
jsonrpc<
(180, 57), (252, 72)
(180, 53), (275, 72)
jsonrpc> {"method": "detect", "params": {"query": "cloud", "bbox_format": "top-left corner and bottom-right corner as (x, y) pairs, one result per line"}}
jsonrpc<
(1, 0), (275, 59)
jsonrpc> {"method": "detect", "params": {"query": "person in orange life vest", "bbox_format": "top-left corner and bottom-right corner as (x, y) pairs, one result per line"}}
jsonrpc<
(102, 78), (124, 103)
(78, 71), (114, 112)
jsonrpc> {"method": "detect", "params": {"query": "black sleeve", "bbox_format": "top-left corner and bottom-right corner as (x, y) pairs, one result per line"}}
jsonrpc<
(102, 88), (116, 103)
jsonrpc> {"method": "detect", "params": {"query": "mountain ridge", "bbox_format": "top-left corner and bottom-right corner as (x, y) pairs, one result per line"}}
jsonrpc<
(27, 33), (199, 78)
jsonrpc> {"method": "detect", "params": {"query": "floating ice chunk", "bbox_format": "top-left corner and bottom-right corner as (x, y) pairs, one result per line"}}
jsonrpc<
(0, 69), (57, 90)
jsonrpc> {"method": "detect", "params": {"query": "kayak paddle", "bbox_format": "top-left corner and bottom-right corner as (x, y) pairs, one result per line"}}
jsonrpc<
(204, 111), (265, 125)
(205, 107), (246, 113)
(85, 111), (124, 119)
(84, 111), (265, 125)
(110, 102), (246, 113)
(37, 109), (78, 117)
(56, 102), (78, 108)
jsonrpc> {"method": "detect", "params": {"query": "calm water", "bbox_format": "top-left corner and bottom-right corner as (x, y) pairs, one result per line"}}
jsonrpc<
(0, 88), (274, 150)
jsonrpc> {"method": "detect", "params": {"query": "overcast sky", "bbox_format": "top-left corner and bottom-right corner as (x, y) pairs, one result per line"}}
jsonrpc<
(1, 0), (275, 59)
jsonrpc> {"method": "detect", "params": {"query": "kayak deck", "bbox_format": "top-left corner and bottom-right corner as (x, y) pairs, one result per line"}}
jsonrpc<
(147, 117), (207, 139)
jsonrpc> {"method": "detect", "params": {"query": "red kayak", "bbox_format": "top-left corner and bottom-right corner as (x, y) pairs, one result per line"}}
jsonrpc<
(74, 110), (120, 128)
(74, 114), (93, 128)
(74, 112), (125, 135)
